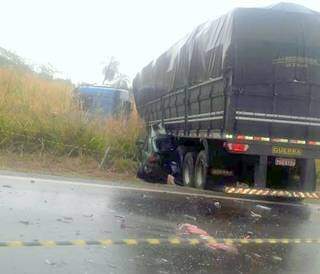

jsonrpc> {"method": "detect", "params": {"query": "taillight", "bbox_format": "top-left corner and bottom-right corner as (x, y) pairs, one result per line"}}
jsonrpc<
(147, 153), (159, 164)
(224, 142), (249, 153)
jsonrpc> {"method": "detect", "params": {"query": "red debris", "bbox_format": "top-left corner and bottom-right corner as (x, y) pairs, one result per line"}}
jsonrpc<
(178, 223), (239, 255)
(178, 223), (209, 236)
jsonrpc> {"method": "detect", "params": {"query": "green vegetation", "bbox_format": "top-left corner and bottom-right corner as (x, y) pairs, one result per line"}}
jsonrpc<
(0, 51), (144, 174)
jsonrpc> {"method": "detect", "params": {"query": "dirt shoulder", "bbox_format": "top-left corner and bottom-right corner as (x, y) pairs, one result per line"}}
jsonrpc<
(0, 151), (139, 183)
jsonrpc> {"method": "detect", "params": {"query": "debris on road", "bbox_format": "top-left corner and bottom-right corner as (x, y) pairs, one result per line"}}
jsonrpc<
(184, 214), (197, 221)
(85, 259), (94, 264)
(56, 217), (73, 224)
(114, 214), (128, 229)
(244, 231), (254, 239)
(167, 174), (175, 185)
(250, 211), (262, 218)
(30, 180), (35, 183)
(206, 241), (239, 255)
(272, 255), (283, 262)
(178, 223), (239, 255)
(141, 193), (148, 199)
(155, 258), (169, 264)
(2, 185), (12, 188)
(255, 205), (272, 212)
(106, 262), (116, 269)
(45, 259), (67, 267)
(119, 218), (126, 229)
(178, 223), (209, 236)
(214, 201), (221, 209)
(19, 220), (30, 225)
(45, 259), (56, 266)
(83, 214), (94, 218)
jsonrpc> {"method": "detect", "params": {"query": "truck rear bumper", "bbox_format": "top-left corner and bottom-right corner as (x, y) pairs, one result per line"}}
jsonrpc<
(224, 186), (320, 199)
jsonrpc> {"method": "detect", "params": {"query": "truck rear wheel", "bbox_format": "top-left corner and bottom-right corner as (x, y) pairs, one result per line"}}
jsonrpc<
(300, 159), (316, 191)
(194, 150), (208, 189)
(182, 152), (196, 187)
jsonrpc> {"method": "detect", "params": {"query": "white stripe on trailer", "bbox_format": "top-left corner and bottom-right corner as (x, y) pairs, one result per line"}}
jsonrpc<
(187, 111), (224, 119)
(272, 138), (289, 143)
(290, 139), (306, 145)
(165, 120), (185, 125)
(164, 116), (185, 122)
(236, 111), (320, 122)
(236, 116), (320, 127)
(188, 116), (224, 122)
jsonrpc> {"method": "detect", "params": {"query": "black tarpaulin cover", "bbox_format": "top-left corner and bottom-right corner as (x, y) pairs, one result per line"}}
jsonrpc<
(133, 3), (320, 111)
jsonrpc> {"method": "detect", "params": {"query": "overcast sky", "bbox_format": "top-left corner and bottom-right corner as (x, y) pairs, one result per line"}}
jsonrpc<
(0, 0), (319, 84)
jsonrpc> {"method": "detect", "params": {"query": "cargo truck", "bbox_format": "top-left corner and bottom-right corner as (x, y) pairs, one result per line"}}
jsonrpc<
(133, 3), (320, 191)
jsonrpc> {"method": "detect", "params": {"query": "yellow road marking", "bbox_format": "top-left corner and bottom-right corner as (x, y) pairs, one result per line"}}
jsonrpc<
(0, 237), (319, 248)
(169, 238), (181, 245)
(40, 240), (56, 247)
(224, 239), (234, 244)
(205, 237), (217, 244)
(123, 239), (138, 245)
(99, 239), (113, 245)
(239, 239), (250, 244)
(7, 241), (23, 247)
(147, 239), (160, 245)
(189, 239), (200, 245)
(71, 240), (86, 246)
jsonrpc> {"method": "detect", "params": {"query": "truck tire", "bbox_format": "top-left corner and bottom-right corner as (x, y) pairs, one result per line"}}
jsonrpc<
(301, 159), (316, 191)
(182, 152), (196, 187)
(194, 150), (208, 189)
(137, 163), (146, 178)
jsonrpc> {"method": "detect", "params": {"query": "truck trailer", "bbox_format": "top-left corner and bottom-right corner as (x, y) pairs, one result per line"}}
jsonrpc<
(133, 3), (320, 191)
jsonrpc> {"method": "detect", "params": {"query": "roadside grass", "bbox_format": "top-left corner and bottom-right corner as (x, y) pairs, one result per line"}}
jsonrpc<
(0, 67), (144, 175)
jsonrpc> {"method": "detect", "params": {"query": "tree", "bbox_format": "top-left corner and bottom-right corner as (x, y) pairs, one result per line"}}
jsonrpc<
(38, 63), (58, 79)
(0, 47), (31, 71)
(102, 56), (119, 84)
(109, 73), (130, 90)
(102, 57), (130, 89)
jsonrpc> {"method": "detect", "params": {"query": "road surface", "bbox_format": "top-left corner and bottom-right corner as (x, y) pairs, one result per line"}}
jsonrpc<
(0, 172), (319, 273)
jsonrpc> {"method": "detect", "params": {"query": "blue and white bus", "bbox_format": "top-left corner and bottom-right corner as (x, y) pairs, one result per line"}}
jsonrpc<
(75, 85), (131, 117)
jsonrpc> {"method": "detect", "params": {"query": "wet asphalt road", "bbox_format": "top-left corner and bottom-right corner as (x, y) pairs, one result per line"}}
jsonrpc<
(0, 173), (319, 273)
